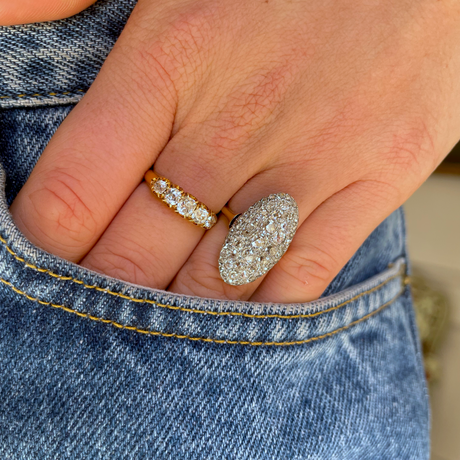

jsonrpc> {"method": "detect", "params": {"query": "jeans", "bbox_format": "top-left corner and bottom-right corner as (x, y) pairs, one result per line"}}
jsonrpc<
(0, 1), (429, 458)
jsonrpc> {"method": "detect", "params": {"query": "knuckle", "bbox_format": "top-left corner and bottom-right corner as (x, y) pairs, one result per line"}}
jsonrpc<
(176, 259), (248, 300)
(208, 66), (296, 152)
(134, 6), (216, 89)
(377, 117), (437, 179)
(85, 245), (150, 286)
(277, 245), (337, 295)
(117, 43), (178, 112)
(176, 261), (221, 296)
(163, 10), (213, 66)
(157, 130), (244, 190)
(25, 170), (99, 255)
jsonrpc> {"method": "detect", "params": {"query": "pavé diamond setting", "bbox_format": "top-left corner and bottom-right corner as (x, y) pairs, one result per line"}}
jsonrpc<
(145, 171), (218, 230)
(219, 193), (299, 285)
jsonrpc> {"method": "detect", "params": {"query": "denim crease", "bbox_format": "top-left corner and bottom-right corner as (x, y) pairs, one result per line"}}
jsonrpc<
(0, 0), (429, 458)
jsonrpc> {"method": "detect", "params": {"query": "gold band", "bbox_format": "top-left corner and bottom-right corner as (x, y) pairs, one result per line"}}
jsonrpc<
(144, 170), (218, 229)
(220, 206), (240, 228)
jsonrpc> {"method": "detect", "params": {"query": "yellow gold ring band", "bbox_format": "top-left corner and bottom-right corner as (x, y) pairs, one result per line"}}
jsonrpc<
(144, 170), (218, 230)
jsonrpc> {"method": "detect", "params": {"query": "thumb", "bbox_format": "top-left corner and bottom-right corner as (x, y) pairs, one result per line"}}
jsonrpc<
(0, 0), (97, 26)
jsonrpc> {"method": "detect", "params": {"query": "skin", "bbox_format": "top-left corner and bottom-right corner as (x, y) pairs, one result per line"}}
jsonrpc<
(3, 0), (460, 304)
(0, 0), (97, 26)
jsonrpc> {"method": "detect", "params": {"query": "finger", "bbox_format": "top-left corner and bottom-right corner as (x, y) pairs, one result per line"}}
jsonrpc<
(168, 216), (266, 300)
(79, 125), (264, 288)
(169, 165), (348, 300)
(9, 7), (178, 261)
(0, 0), (97, 25)
(80, 183), (204, 288)
(76, 56), (305, 289)
(250, 180), (400, 304)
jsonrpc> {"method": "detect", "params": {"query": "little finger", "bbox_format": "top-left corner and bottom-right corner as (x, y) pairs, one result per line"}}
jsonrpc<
(250, 180), (402, 303)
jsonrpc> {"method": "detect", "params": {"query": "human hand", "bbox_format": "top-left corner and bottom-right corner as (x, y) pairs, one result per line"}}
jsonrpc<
(5, 0), (460, 303)
(0, 0), (97, 25)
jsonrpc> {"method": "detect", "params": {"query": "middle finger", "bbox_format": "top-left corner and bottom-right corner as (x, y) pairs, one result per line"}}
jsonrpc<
(80, 126), (263, 288)
(169, 162), (349, 300)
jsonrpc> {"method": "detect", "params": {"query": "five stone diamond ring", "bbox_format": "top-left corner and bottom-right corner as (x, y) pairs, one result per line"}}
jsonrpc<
(145, 170), (218, 229)
(145, 170), (299, 286)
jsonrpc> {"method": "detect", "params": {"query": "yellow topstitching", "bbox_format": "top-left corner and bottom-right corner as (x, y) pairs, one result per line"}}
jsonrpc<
(0, 276), (405, 346)
(0, 90), (85, 100)
(0, 235), (405, 319)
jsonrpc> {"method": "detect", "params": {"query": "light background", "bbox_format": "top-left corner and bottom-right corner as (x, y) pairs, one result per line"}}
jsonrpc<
(405, 173), (460, 460)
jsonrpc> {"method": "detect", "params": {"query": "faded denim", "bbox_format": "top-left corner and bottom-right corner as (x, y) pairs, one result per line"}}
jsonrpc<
(0, 1), (429, 458)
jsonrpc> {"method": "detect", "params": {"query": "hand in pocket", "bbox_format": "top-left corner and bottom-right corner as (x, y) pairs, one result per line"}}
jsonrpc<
(5, 0), (460, 303)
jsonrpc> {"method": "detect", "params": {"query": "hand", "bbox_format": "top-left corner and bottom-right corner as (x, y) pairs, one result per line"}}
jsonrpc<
(4, 0), (460, 303)
(0, 0), (97, 25)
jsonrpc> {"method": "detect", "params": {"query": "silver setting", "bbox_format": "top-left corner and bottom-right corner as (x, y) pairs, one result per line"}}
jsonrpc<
(219, 193), (299, 285)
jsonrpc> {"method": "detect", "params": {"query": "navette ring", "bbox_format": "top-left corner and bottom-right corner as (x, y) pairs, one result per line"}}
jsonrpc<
(219, 193), (299, 286)
(145, 170), (218, 230)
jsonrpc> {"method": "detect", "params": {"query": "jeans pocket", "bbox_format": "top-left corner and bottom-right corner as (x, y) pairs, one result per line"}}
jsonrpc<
(0, 7), (428, 457)
(0, 162), (429, 459)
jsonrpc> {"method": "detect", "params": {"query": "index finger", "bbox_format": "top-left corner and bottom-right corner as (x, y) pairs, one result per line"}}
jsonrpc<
(9, 6), (178, 261)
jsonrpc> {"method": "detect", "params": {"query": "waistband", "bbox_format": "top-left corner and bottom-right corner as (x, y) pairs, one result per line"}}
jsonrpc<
(0, 0), (137, 109)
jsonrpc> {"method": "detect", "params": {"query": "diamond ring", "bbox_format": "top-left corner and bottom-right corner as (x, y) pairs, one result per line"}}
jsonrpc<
(219, 193), (299, 286)
(145, 170), (218, 229)
(145, 170), (298, 286)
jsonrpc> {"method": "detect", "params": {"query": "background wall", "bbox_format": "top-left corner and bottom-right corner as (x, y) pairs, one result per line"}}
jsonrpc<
(405, 172), (460, 460)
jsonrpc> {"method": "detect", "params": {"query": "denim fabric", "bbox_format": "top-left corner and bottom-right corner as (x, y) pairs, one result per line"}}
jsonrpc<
(0, 1), (429, 459)
(0, 0), (137, 109)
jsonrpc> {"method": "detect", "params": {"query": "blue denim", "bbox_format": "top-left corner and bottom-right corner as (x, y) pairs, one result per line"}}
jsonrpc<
(0, 1), (429, 458)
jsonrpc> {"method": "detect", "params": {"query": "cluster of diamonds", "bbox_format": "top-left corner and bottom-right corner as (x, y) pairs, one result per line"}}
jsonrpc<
(219, 193), (299, 285)
(150, 177), (217, 229)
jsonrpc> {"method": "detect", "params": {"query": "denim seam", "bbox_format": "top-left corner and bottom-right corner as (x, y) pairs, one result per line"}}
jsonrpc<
(0, 276), (407, 346)
(0, 234), (405, 319)
(0, 90), (85, 100)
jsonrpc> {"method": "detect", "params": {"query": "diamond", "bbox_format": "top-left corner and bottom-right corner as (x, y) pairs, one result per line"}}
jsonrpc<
(193, 207), (209, 224)
(273, 232), (285, 244)
(252, 237), (266, 248)
(258, 256), (269, 265)
(153, 179), (168, 195)
(266, 223), (276, 233)
(176, 196), (196, 216)
(204, 213), (217, 229)
(245, 254), (254, 263)
(164, 188), (181, 206)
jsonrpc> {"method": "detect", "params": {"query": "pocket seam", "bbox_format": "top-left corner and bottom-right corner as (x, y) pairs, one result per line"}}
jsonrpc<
(0, 90), (85, 100)
(0, 234), (405, 319)
(0, 275), (407, 346)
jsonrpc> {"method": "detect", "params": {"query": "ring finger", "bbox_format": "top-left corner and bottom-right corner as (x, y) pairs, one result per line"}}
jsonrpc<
(169, 165), (350, 300)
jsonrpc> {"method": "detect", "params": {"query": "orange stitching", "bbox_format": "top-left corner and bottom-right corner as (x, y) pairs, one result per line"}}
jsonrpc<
(0, 235), (404, 319)
(0, 276), (405, 346)
(0, 90), (85, 100)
